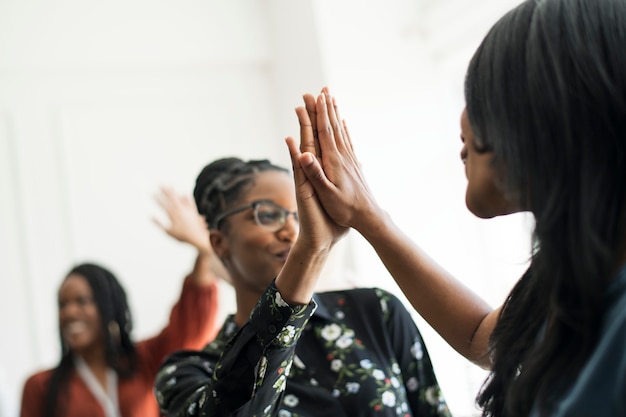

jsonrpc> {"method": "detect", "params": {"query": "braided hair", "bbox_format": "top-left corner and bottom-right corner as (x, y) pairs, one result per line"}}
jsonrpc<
(44, 263), (136, 417)
(193, 157), (289, 230)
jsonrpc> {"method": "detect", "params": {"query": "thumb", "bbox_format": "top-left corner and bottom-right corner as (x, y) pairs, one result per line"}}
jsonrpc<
(299, 152), (332, 190)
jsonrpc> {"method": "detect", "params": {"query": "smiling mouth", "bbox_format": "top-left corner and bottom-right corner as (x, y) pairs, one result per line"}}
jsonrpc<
(63, 321), (88, 336)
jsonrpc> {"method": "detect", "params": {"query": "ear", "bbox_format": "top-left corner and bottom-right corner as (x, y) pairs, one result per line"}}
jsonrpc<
(209, 229), (229, 260)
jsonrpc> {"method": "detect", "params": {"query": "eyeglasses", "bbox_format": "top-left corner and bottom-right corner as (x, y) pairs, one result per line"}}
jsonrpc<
(212, 200), (299, 232)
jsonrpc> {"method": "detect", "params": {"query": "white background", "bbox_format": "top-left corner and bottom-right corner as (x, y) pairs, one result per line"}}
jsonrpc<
(0, 1), (530, 416)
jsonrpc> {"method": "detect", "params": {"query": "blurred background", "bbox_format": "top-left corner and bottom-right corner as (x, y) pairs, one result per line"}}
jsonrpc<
(0, 1), (530, 416)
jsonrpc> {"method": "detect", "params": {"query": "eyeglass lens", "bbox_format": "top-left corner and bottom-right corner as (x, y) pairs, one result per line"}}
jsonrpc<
(254, 201), (298, 230)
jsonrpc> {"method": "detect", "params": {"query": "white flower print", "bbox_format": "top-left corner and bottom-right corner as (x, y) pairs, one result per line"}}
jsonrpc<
(320, 323), (342, 341)
(390, 377), (400, 388)
(330, 359), (343, 372)
(411, 340), (424, 360)
(380, 299), (388, 313)
(310, 378), (319, 386)
(274, 374), (287, 392)
(275, 291), (289, 307)
(345, 382), (360, 394)
(406, 377), (419, 392)
(257, 356), (268, 381)
(284, 360), (293, 377)
(360, 359), (373, 369)
(187, 402), (197, 415)
(425, 386), (440, 406)
(372, 369), (386, 380)
(335, 311), (345, 319)
(264, 404), (272, 414)
(382, 390), (396, 407)
(163, 364), (177, 375)
(283, 394), (299, 407)
(335, 335), (353, 349)
(332, 389), (341, 398)
(391, 362), (401, 375)
(293, 354), (306, 369)
(278, 410), (292, 417)
(276, 325), (296, 345)
(165, 377), (177, 387)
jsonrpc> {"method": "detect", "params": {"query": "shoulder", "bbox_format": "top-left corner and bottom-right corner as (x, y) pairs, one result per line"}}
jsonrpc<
(22, 368), (54, 396)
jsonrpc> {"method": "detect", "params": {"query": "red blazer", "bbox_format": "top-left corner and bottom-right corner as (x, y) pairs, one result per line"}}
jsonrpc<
(20, 276), (220, 417)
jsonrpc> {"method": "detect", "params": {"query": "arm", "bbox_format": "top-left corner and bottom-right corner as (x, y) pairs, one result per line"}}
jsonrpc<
(155, 282), (316, 416)
(139, 187), (225, 366)
(153, 185), (230, 286)
(156, 105), (348, 416)
(295, 90), (498, 368)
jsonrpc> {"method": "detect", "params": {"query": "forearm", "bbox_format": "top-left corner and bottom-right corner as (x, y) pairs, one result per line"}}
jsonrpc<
(275, 242), (331, 305)
(357, 209), (496, 367)
(189, 250), (227, 286)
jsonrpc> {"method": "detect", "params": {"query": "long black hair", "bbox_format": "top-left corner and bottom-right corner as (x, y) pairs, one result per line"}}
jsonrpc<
(44, 263), (136, 417)
(466, 0), (626, 416)
(193, 157), (289, 229)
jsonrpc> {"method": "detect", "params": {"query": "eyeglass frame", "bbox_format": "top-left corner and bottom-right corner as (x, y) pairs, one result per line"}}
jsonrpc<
(211, 199), (298, 231)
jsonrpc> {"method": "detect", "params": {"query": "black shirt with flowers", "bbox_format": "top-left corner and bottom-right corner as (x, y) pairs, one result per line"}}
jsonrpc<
(155, 280), (452, 417)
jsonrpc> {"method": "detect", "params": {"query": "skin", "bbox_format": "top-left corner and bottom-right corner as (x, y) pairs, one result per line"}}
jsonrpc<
(207, 105), (348, 328)
(292, 89), (512, 368)
(460, 109), (519, 218)
(58, 274), (107, 385)
(209, 171), (300, 326)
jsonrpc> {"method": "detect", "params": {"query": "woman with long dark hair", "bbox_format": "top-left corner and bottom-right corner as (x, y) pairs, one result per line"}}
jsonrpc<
(20, 187), (226, 417)
(293, 1), (626, 416)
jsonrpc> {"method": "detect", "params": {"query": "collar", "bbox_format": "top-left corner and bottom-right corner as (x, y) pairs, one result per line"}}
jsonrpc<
(310, 293), (334, 321)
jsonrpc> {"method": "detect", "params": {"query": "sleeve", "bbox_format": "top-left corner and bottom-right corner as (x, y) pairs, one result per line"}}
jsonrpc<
(154, 280), (316, 417)
(20, 373), (47, 417)
(138, 274), (221, 374)
(379, 289), (452, 417)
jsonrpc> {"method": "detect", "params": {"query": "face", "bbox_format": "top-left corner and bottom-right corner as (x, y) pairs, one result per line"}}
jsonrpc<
(58, 274), (104, 355)
(211, 170), (299, 293)
(460, 108), (519, 218)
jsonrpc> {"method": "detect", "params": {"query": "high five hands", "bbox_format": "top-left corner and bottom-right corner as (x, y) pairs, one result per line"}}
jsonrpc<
(291, 87), (380, 233)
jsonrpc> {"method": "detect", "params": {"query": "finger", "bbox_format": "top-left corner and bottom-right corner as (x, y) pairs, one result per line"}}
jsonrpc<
(342, 119), (360, 166)
(285, 136), (306, 188)
(303, 94), (320, 158)
(151, 216), (169, 232)
(298, 151), (335, 193)
(295, 106), (315, 157)
(316, 93), (339, 157)
(324, 90), (343, 150)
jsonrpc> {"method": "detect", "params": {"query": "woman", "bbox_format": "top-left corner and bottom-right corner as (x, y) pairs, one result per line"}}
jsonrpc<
(293, 0), (626, 416)
(154, 156), (451, 416)
(20, 187), (226, 417)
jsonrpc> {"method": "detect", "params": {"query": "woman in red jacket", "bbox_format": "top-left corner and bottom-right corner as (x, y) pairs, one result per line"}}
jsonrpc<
(20, 187), (227, 417)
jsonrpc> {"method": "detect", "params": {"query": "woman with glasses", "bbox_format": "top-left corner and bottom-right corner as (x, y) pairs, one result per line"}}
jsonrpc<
(20, 187), (226, 417)
(154, 156), (451, 416)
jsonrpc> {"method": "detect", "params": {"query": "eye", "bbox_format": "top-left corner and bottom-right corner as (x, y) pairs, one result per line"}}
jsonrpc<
(256, 206), (283, 225)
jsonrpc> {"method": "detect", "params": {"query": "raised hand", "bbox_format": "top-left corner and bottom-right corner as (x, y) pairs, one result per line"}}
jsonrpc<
(152, 186), (212, 254)
(285, 103), (348, 251)
(296, 88), (380, 232)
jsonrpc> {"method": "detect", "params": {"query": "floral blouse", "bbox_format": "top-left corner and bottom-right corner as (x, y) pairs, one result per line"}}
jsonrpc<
(155, 280), (451, 417)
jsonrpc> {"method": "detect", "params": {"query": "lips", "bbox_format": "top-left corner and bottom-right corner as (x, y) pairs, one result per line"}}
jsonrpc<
(63, 321), (88, 336)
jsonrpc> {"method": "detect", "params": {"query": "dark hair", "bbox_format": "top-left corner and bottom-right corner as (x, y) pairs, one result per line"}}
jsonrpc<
(44, 263), (136, 417)
(467, 0), (626, 416)
(193, 157), (289, 229)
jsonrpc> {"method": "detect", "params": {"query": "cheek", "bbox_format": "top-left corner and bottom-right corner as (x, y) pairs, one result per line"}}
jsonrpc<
(465, 159), (509, 218)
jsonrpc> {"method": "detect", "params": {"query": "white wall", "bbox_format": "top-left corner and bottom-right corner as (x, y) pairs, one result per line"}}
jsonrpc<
(0, 1), (526, 417)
